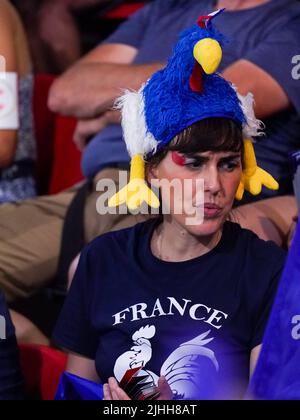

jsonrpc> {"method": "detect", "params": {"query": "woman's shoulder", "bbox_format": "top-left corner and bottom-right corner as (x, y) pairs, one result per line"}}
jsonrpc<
(224, 221), (286, 265)
(224, 222), (286, 320)
(85, 218), (157, 255)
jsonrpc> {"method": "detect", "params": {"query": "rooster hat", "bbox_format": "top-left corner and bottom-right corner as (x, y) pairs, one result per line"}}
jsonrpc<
(109, 9), (279, 211)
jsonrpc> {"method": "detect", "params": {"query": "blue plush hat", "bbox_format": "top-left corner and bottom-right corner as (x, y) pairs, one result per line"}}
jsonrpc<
(109, 9), (278, 210)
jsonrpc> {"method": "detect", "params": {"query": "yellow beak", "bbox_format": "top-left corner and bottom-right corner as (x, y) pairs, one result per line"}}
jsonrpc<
(193, 38), (222, 75)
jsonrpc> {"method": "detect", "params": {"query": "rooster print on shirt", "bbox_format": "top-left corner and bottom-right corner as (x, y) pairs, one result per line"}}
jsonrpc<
(113, 325), (219, 399)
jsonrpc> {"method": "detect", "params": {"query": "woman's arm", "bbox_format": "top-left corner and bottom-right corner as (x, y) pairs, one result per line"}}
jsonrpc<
(66, 352), (100, 383)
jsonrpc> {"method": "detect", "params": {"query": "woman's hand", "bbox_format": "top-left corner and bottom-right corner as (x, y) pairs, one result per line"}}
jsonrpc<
(156, 376), (174, 400)
(103, 377), (131, 400)
(103, 376), (173, 401)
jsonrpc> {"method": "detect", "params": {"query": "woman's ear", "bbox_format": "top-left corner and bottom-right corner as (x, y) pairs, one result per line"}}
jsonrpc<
(146, 165), (159, 184)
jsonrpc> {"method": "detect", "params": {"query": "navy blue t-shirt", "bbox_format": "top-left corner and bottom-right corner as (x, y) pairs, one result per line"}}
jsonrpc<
(82, 0), (300, 201)
(0, 291), (24, 400)
(54, 219), (286, 399)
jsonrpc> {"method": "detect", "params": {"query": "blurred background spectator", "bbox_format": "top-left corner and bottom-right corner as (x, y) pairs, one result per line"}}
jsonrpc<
(11, 0), (152, 74)
(0, 0), (36, 203)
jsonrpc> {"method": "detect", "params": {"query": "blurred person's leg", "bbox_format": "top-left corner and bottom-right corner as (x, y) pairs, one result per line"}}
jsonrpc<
(67, 168), (153, 288)
(0, 190), (76, 302)
(84, 168), (150, 244)
(0, 168), (151, 302)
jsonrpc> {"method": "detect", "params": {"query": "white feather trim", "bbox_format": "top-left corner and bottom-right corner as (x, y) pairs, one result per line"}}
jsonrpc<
(236, 91), (265, 139)
(114, 86), (158, 158)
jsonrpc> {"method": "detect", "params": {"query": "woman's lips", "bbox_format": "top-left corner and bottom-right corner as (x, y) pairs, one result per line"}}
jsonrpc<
(204, 203), (222, 218)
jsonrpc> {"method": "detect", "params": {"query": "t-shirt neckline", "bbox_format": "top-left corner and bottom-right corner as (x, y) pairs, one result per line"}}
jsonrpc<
(144, 218), (229, 268)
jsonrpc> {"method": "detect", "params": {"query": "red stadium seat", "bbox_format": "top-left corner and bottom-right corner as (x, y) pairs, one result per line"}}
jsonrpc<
(104, 2), (145, 19)
(33, 74), (83, 195)
(33, 74), (56, 195)
(19, 343), (67, 400)
(48, 115), (83, 195)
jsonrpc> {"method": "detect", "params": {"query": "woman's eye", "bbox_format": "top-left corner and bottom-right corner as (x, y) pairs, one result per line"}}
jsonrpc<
(186, 162), (203, 169)
(185, 158), (205, 169)
(219, 161), (240, 171)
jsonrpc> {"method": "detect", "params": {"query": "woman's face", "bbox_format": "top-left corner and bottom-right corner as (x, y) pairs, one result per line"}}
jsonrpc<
(149, 149), (242, 237)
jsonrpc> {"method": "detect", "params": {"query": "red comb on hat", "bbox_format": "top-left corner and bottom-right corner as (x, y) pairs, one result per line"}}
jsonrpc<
(197, 8), (225, 29)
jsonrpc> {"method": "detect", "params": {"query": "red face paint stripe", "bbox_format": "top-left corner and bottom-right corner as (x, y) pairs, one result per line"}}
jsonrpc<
(171, 151), (186, 166)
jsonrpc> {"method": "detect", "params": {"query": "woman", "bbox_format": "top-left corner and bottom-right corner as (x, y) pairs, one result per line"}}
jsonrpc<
(0, 290), (24, 400)
(0, 0), (36, 203)
(53, 11), (285, 400)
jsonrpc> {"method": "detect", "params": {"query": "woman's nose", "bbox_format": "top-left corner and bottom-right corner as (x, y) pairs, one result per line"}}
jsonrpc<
(203, 166), (222, 195)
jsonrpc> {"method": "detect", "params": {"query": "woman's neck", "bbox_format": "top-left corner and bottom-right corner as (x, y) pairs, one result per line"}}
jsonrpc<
(151, 218), (222, 262)
(216, 0), (271, 11)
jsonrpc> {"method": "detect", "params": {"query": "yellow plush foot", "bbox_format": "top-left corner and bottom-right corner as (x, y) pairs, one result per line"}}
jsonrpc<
(108, 154), (160, 210)
(235, 139), (279, 201)
(108, 178), (160, 210)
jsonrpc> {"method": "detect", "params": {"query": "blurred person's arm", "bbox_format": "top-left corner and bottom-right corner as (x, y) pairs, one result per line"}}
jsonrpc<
(48, 43), (163, 119)
(73, 110), (120, 151)
(37, 0), (82, 72)
(0, 2), (18, 168)
(37, 1), (115, 72)
(49, 1), (164, 118)
(222, 59), (289, 119)
(222, 14), (300, 120)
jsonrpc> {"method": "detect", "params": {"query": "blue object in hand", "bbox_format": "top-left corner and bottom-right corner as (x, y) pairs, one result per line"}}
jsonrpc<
(55, 372), (103, 401)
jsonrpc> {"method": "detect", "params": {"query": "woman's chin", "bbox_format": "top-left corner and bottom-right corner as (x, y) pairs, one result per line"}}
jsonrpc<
(183, 214), (225, 237)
